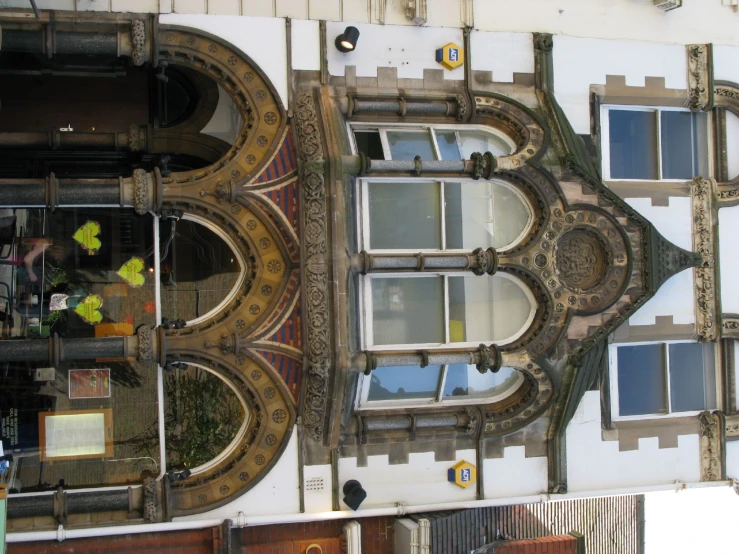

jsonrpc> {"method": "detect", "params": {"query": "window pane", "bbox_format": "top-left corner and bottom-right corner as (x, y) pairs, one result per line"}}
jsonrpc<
(368, 181), (441, 249)
(445, 182), (530, 250)
(371, 277), (444, 345)
(354, 130), (385, 159)
(608, 110), (658, 179)
(367, 365), (442, 401)
(387, 131), (436, 160)
(442, 365), (521, 400)
(669, 343), (715, 412)
(661, 111), (708, 179)
(617, 344), (667, 416)
(448, 275), (532, 343)
(458, 130), (512, 158)
(436, 131), (462, 160)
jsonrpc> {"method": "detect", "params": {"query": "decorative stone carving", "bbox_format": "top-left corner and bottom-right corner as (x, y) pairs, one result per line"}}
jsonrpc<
(533, 33), (553, 53)
(136, 325), (154, 363)
(723, 314), (739, 340)
(455, 94), (470, 122)
(127, 124), (146, 152)
(131, 20), (146, 67)
(699, 411), (723, 481)
(295, 92), (331, 444)
(692, 177), (718, 342)
(472, 247), (498, 276)
(726, 413), (739, 439)
(142, 477), (157, 523)
(131, 169), (149, 215)
(687, 44), (713, 112)
(554, 230), (607, 291)
(475, 344), (501, 374)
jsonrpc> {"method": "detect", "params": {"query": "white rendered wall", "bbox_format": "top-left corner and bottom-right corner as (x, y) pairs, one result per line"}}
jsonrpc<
(719, 204), (739, 315)
(727, 439), (739, 480)
(726, 111), (739, 180)
(291, 19), (321, 71)
(482, 446), (547, 499)
(469, 32), (534, 83)
(303, 463), (333, 513)
(325, 21), (464, 80)
(159, 14), (288, 108)
(338, 449), (478, 510)
(552, 36), (686, 134)
(713, 45), (739, 84)
(623, 197), (694, 327)
(173, 428), (300, 521)
(567, 392), (701, 493)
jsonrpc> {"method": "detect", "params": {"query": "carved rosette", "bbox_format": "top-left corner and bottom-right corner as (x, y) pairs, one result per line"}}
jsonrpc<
(131, 20), (146, 67)
(692, 177), (718, 341)
(295, 92), (332, 444)
(699, 411), (724, 481)
(687, 44), (713, 112)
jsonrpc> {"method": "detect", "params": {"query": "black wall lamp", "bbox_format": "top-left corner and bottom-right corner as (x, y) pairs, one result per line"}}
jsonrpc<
(342, 479), (367, 511)
(335, 26), (360, 53)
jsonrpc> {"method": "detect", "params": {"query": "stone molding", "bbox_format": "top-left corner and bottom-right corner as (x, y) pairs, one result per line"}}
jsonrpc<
(691, 177), (719, 342)
(699, 411), (725, 481)
(686, 44), (714, 112)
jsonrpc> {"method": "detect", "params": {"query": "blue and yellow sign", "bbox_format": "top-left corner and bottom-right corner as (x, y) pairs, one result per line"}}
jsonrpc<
(435, 42), (464, 71)
(447, 460), (476, 488)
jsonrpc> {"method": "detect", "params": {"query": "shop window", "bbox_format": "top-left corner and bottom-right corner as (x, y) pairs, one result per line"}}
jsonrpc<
(601, 106), (708, 180)
(357, 364), (523, 409)
(352, 125), (514, 161)
(364, 273), (535, 348)
(609, 342), (716, 418)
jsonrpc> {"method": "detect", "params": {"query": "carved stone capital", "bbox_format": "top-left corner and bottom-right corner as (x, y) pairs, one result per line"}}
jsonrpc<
(533, 33), (553, 53)
(687, 44), (713, 112)
(120, 168), (162, 215)
(131, 20), (147, 67)
(726, 413), (739, 439)
(136, 325), (154, 364)
(472, 247), (498, 276)
(142, 477), (158, 523)
(699, 411), (724, 481)
(691, 177), (719, 341)
(118, 124), (148, 153)
(475, 344), (501, 374)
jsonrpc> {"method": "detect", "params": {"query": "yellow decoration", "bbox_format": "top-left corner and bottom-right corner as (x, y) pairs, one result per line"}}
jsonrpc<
(435, 43), (464, 71)
(74, 294), (103, 325)
(117, 257), (145, 288)
(72, 220), (102, 255)
(447, 460), (476, 488)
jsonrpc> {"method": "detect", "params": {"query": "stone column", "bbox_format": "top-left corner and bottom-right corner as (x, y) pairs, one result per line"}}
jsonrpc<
(0, 168), (162, 215)
(0, 125), (149, 153)
(344, 94), (469, 121)
(342, 152), (496, 180)
(350, 344), (501, 375)
(0, 20), (149, 66)
(0, 326), (166, 367)
(351, 248), (498, 276)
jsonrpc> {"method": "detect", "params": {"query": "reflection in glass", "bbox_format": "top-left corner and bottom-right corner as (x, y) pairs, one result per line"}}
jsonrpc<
(354, 130), (385, 159)
(617, 344), (666, 416)
(457, 131), (512, 158)
(669, 343), (715, 413)
(201, 85), (243, 146)
(367, 365), (442, 401)
(661, 111), (708, 179)
(608, 110), (658, 179)
(368, 181), (441, 250)
(436, 131), (462, 160)
(387, 131), (437, 160)
(371, 276), (444, 345)
(442, 365), (520, 400)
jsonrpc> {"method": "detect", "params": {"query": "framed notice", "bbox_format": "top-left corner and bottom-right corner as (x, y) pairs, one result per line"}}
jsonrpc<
(38, 409), (113, 462)
(68, 369), (111, 399)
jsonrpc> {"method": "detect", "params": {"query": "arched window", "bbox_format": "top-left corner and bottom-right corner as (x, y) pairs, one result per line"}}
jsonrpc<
(357, 364), (524, 409)
(363, 272), (536, 349)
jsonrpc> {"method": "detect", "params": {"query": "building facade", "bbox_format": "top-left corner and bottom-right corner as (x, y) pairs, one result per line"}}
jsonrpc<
(0, 0), (738, 549)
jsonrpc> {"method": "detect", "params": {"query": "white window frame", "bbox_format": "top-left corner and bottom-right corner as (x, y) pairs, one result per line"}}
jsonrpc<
(356, 177), (534, 254)
(349, 122), (518, 161)
(355, 363), (526, 410)
(608, 340), (717, 422)
(600, 105), (711, 182)
(360, 271), (537, 351)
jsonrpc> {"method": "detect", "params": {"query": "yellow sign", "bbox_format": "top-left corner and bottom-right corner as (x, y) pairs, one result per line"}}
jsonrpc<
(447, 460), (476, 488)
(436, 42), (464, 71)
(117, 257), (145, 288)
(72, 220), (102, 255)
(74, 294), (103, 325)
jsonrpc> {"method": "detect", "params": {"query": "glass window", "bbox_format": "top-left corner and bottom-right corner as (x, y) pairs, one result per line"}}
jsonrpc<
(363, 180), (532, 252)
(353, 126), (514, 161)
(605, 107), (708, 180)
(613, 342), (716, 417)
(367, 274), (534, 348)
(360, 363), (524, 408)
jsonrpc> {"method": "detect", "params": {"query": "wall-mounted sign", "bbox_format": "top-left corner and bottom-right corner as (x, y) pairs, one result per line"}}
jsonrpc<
(436, 42), (464, 71)
(447, 460), (476, 488)
(72, 220), (101, 255)
(74, 294), (103, 325)
(117, 257), (145, 288)
(69, 369), (111, 399)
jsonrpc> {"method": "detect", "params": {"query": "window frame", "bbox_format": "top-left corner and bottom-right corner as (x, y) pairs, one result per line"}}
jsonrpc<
(608, 340), (717, 422)
(600, 104), (711, 182)
(355, 363), (526, 411)
(349, 122), (518, 161)
(357, 177), (535, 254)
(360, 271), (537, 351)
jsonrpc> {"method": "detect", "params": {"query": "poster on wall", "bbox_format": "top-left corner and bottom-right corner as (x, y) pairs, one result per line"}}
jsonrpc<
(68, 369), (111, 400)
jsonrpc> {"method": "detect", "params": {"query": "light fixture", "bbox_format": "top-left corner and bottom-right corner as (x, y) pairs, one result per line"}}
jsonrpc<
(342, 480), (367, 511)
(335, 26), (360, 53)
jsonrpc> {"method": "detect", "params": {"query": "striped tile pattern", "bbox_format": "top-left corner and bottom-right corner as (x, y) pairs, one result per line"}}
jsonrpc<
(264, 178), (299, 235)
(258, 350), (302, 402)
(268, 302), (302, 350)
(255, 130), (298, 184)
